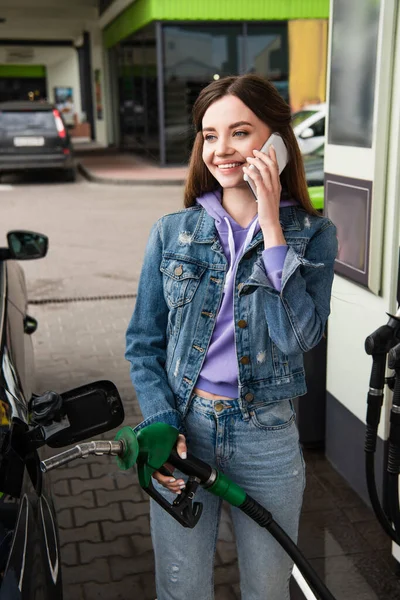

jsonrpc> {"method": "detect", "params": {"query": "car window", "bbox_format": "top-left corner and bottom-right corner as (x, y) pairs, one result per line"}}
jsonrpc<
(0, 111), (57, 134)
(310, 117), (325, 137)
(291, 110), (317, 128)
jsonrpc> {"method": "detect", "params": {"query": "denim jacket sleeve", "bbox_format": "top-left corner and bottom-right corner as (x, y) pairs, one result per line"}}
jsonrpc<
(242, 221), (338, 355)
(125, 220), (183, 433)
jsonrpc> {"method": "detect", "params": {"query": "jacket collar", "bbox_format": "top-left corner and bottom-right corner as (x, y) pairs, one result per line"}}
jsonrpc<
(191, 205), (302, 244)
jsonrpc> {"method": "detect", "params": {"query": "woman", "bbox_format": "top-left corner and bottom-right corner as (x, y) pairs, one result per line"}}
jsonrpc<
(126, 74), (337, 600)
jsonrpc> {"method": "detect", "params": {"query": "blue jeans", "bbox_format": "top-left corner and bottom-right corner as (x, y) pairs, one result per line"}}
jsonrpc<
(150, 394), (306, 600)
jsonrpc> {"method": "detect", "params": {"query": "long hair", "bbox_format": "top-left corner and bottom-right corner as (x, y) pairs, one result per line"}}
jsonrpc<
(184, 74), (318, 216)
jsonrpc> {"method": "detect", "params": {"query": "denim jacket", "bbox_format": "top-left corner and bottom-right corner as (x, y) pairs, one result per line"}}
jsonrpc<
(125, 205), (337, 432)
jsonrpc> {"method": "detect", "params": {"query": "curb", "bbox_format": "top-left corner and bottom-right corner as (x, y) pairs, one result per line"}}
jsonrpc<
(77, 162), (185, 186)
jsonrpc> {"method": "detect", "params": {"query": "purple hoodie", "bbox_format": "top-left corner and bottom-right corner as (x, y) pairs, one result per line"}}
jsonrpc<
(195, 189), (297, 398)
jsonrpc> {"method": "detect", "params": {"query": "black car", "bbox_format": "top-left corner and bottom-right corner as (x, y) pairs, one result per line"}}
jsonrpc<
(0, 102), (76, 182)
(0, 231), (124, 598)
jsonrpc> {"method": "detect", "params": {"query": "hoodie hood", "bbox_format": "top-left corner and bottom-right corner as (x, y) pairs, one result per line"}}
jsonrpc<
(197, 189), (260, 290)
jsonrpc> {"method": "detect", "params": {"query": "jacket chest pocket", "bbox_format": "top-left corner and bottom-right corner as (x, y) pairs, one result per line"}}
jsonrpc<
(160, 258), (206, 309)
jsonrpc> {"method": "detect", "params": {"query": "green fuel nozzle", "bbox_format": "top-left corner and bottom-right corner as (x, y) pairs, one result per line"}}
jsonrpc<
(113, 422), (245, 526)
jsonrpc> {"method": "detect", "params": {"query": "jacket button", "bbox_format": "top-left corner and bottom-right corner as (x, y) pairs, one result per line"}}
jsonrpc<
(240, 356), (250, 365)
(237, 320), (247, 328)
(237, 283), (244, 292)
(244, 392), (254, 402)
(215, 403), (224, 412)
(174, 265), (183, 276)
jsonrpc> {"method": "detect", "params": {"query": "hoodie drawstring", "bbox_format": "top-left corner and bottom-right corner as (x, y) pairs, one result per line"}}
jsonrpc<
(223, 216), (259, 292)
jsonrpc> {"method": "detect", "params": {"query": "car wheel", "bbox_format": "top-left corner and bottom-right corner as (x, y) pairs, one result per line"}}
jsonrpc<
(64, 168), (77, 183)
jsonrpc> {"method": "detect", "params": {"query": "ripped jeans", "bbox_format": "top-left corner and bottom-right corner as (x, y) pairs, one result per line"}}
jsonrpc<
(150, 394), (306, 600)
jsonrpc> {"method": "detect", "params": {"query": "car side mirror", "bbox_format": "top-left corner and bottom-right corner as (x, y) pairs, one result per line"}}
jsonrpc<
(7, 230), (48, 260)
(43, 380), (125, 448)
(300, 127), (315, 140)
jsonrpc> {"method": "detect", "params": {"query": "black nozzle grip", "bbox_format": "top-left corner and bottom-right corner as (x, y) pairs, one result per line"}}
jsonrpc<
(365, 325), (395, 355)
(369, 354), (387, 390)
(168, 449), (213, 484)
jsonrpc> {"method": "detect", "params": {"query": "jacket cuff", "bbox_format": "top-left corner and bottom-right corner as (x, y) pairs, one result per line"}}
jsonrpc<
(241, 246), (324, 297)
(261, 245), (288, 292)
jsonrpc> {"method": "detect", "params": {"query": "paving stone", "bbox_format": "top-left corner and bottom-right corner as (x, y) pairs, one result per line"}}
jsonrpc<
(53, 489), (95, 510)
(95, 487), (139, 507)
(130, 534), (153, 555)
(216, 541), (238, 565)
(215, 585), (238, 600)
(52, 479), (70, 497)
(138, 573), (157, 600)
(121, 501), (149, 521)
(63, 583), (86, 600)
(60, 543), (79, 567)
(79, 537), (132, 563)
(101, 516), (150, 541)
(218, 519), (235, 543)
(59, 522), (102, 545)
(214, 562), (240, 586)
(114, 471), (143, 492)
(83, 576), (144, 600)
(62, 558), (111, 586)
(49, 464), (90, 482)
(90, 462), (122, 479)
(232, 583), (241, 598)
(109, 552), (155, 580)
(71, 475), (116, 495)
(74, 502), (123, 527)
(56, 508), (73, 529)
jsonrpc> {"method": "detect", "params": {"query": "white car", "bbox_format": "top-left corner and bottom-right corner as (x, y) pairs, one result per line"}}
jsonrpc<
(292, 103), (326, 155)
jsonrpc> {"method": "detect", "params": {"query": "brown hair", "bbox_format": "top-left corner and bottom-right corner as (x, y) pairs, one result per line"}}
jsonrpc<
(184, 74), (318, 215)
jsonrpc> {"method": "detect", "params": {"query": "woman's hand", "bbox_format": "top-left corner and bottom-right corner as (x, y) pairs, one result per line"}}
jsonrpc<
(243, 146), (286, 247)
(152, 433), (187, 494)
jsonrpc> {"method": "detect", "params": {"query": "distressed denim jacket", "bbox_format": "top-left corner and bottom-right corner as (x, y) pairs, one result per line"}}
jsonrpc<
(125, 205), (337, 432)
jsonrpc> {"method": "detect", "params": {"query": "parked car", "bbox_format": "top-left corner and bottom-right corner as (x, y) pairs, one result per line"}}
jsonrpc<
(293, 103), (326, 155)
(0, 231), (124, 598)
(304, 143), (325, 212)
(0, 102), (77, 182)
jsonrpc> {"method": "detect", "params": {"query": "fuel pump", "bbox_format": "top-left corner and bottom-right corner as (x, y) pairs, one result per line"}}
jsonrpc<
(364, 307), (400, 544)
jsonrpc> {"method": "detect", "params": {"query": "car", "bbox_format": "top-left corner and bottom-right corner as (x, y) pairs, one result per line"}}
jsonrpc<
(304, 143), (325, 212)
(292, 103), (326, 155)
(0, 102), (77, 182)
(0, 231), (124, 598)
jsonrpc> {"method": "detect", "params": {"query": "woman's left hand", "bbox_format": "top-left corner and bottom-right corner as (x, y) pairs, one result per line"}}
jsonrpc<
(243, 146), (283, 235)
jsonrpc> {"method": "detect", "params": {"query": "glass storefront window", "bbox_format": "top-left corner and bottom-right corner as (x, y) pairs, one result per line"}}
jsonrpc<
(163, 24), (243, 164)
(245, 24), (289, 104)
(116, 24), (159, 161)
(112, 21), (291, 165)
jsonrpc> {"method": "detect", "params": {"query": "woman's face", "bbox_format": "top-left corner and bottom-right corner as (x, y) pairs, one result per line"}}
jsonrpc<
(201, 94), (272, 190)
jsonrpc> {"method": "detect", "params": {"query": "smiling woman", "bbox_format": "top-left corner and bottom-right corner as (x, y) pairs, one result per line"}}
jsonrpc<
(125, 73), (337, 600)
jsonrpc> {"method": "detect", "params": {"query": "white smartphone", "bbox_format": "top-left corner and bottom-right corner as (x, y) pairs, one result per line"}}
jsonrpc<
(244, 133), (289, 200)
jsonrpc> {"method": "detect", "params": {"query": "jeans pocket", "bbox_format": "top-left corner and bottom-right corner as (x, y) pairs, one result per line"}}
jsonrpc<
(250, 399), (295, 431)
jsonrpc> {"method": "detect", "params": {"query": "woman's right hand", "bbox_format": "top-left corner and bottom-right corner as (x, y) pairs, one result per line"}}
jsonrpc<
(152, 433), (187, 494)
